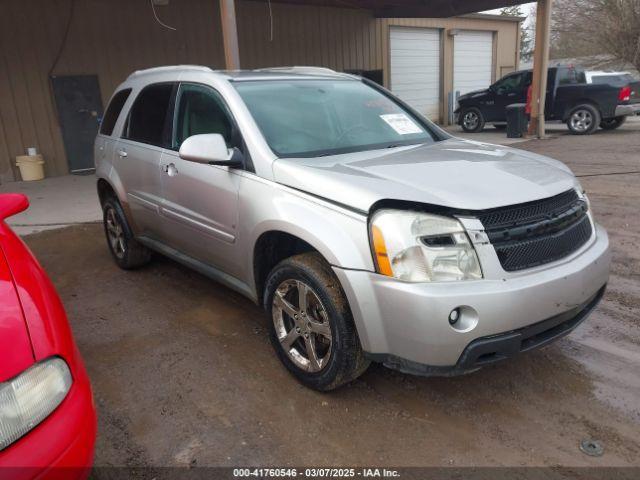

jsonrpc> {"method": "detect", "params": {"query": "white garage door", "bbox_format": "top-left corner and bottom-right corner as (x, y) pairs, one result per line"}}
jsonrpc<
(453, 30), (494, 97)
(389, 27), (441, 121)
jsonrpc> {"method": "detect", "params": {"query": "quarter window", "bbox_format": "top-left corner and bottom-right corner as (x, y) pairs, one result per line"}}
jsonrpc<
(100, 89), (131, 136)
(125, 83), (174, 146)
(173, 84), (238, 150)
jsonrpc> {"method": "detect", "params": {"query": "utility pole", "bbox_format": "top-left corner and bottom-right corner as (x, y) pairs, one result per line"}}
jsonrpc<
(219, 0), (240, 70)
(528, 0), (553, 138)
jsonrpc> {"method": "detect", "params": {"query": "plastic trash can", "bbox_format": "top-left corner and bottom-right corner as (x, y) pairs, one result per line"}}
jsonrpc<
(506, 103), (528, 138)
(16, 154), (45, 181)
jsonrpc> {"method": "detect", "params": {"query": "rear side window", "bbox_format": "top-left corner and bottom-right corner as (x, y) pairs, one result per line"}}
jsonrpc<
(125, 83), (174, 146)
(100, 89), (131, 136)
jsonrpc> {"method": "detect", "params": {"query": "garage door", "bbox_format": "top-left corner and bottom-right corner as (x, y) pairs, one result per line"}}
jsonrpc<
(453, 30), (494, 97)
(389, 27), (441, 121)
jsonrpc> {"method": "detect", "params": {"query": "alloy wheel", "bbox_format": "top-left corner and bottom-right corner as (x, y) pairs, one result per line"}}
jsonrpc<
(463, 111), (479, 130)
(272, 279), (332, 373)
(105, 207), (126, 260)
(570, 110), (593, 132)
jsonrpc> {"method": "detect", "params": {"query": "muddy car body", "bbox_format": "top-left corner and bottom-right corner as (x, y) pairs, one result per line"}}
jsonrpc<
(95, 66), (610, 390)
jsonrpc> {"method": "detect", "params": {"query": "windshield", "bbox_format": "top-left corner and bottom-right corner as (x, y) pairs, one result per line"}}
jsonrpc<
(234, 79), (439, 158)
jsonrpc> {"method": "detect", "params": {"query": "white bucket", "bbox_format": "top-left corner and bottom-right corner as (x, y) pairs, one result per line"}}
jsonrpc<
(16, 154), (45, 181)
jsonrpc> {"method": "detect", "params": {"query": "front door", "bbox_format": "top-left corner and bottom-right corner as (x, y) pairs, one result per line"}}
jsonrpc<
(51, 75), (104, 172)
(160, 83), (242, 277)
(490, 71), (531, 122)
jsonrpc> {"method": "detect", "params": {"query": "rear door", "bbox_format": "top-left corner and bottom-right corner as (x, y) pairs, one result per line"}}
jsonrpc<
(114, 82), (175, 237)
(159, 82), (242, 276)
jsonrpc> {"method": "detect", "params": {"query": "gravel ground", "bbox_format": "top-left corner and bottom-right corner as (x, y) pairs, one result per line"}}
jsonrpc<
(23, 122), (640, 471)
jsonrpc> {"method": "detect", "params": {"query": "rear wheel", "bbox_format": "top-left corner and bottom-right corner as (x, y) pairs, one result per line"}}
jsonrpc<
(461, 108), (485, 133)
(264, 252), (369, 391)
(600, 116), (626, 130)
(567, 104), (600, 135)
(102, 197), (151, 269)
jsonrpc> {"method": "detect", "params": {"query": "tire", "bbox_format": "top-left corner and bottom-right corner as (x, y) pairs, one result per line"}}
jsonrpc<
(600, 116), (626, 130)
(566, 104), (601, 135)
(263, 252), (369, 391)
(102, 196), (152, 269)
(460, 107), (485, 133)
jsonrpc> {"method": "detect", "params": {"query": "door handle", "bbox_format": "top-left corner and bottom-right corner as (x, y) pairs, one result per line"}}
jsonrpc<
(117, 149), (127, 158)
(162, 163), (178, 177)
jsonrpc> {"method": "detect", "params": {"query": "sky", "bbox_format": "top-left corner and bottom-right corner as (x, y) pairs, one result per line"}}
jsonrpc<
(484, 2), (536, 16)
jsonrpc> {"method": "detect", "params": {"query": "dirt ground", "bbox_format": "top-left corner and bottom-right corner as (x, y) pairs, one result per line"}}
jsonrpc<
(24, 124), (639, 470)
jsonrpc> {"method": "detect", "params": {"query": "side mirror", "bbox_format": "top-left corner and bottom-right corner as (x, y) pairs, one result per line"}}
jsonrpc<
(178, 133), (242, 167)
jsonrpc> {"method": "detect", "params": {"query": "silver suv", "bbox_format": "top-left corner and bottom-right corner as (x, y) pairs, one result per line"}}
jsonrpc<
(95, 65), (610, 391)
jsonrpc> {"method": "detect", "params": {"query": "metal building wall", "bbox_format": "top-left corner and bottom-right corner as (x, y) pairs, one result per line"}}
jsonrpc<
(0, 1), (519, 181)
(0, 0), (225, 181)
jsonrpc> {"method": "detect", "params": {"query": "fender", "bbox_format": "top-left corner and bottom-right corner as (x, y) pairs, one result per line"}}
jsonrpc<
(239, 174), (375, 295)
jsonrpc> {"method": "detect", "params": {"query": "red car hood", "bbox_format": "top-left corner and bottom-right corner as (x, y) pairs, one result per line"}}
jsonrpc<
(0, 194), (81, 381)
(0, 245), (34, 382)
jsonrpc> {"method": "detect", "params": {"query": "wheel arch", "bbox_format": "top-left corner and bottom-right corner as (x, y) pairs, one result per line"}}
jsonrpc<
(250, 217), (373, 307)
(563, 100), (601, 122)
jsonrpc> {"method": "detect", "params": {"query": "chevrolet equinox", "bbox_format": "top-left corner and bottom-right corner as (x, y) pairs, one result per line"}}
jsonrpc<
(94, 66), (610, 391)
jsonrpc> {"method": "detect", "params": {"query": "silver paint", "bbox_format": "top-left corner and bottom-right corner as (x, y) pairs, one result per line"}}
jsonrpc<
(95, 66), (611, 369)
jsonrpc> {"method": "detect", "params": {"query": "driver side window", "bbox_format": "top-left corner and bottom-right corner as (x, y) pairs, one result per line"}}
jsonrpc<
(495, 72), (528, 94)
(173, 83), (239, 150)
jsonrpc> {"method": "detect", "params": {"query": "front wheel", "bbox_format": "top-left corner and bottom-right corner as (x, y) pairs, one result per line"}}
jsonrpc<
(567, 104), (600, 135)
(460, 108), (485, 133)
(264, 252), (369, 391)
(600, 116), (626, 130)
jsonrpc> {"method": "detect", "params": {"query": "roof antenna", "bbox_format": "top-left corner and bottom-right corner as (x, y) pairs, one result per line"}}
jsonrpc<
(150, 0), (177, 31)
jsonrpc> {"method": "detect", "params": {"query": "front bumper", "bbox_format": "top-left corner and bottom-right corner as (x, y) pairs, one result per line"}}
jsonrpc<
(615, 103), (640, 116)
(0, 373), (96, 479)
(333, 223), (610, 372)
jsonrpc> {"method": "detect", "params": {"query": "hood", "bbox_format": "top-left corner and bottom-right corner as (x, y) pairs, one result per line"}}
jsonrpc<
(272, 138), (579, 213)
(458, 88), (489, 100)
(0, 246), (34, 382)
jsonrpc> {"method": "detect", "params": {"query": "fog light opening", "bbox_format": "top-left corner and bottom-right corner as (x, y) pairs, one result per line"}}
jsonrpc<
(448, 306), (479, 333)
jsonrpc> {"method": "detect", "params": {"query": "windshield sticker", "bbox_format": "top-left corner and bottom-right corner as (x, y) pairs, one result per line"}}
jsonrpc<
(380, 114), (423, 135)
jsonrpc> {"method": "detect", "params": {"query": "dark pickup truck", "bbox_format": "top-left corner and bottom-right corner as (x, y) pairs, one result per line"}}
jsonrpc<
(454, 65), (637, 135)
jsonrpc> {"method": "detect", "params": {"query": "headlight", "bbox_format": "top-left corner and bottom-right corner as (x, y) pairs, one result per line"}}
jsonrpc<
(0, 357), (72, 451)
(370, 209), (482, 282)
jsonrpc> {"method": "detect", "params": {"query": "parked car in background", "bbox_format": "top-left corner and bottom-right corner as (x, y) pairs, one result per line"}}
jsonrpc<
(96, 66), (610, 391)
(455, 65), (635, 134)
(0, 194), (96, 479)
(586, 70), (640, 127)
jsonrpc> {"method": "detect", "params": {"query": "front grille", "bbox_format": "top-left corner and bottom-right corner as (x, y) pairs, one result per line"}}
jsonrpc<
(478, 189), (579, 229)
(479, 190), (593, 272)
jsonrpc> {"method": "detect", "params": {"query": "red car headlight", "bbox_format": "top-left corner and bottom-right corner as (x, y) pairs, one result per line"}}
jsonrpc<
(0, 357), (72, 451)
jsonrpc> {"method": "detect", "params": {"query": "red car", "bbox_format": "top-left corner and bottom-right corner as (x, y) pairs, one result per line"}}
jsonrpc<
(0, 194), (96, 479)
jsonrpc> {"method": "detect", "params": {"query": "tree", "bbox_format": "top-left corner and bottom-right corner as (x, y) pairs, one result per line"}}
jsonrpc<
(501, 5), (535, 62)
(550, 0), (640, 72)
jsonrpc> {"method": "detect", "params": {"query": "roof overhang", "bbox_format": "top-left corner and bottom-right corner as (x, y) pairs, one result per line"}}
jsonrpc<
(250, 0), (531, 18)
